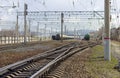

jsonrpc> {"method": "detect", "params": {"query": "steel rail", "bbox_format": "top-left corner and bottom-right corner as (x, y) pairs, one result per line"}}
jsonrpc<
(30, 43), (96, 78)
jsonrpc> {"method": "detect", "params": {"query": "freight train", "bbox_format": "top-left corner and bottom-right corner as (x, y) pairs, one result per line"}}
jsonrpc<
(52, 34), (74, 40)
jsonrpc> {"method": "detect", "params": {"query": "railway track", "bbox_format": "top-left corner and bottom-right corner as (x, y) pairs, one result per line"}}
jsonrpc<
(0, 41), (51, 51)
(0, 41), (97, 78)
(0, 42), (35, 51)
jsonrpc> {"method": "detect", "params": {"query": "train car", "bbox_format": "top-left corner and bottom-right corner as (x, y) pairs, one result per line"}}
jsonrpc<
(52, 34), (74, 40)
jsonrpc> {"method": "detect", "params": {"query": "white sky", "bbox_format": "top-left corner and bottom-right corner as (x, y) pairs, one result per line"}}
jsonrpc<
(0, 0), (120, 31)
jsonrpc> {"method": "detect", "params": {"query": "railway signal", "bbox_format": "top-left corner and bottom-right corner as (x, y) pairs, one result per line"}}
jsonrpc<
(15, 13), (19, 43)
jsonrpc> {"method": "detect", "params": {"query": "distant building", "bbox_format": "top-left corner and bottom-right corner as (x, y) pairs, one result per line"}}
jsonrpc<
(0, 29), (15, 37)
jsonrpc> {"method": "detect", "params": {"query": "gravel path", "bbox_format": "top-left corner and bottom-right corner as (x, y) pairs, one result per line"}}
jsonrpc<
(111, 42), (120, 60)
(61, 48), (91, 78)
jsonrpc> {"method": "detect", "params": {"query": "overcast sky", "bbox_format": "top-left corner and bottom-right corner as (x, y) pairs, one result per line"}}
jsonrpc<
(0, 0), (119, 11)
(1, 0), (105, 11)
(0, 0), (120, 31)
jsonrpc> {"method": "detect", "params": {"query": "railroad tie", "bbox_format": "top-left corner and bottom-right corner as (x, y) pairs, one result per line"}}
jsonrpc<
(13, 72), (19, 76)
(10, 75), (30, 78)
(16, 70), (22, 74)
(5, 76), (12, 78)
(23, 67), (28, 70)
(24, 66), (32, 70)
(7, 74), (16, 78)
(6, 72), (20, 78)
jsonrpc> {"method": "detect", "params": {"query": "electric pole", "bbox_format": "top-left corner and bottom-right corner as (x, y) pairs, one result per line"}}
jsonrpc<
(24, 3), (27, 44)
(51, 27), (52, 39)
(45, 24), (46, 40)
(37, 22), (40, 40)
(28, 20), (31, 42)
(74, 28), (76, 40)
(104, 0), (111, 61)
(64, 25), (66, 35)
(61, 13), (64, 43)
(15, 13), (19, 43)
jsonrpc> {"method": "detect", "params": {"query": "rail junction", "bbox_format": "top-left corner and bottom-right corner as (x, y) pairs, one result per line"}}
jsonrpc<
(0, 41), (97, 78)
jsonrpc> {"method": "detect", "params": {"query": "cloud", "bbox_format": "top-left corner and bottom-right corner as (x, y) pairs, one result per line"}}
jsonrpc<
(1, 15), (9, 20)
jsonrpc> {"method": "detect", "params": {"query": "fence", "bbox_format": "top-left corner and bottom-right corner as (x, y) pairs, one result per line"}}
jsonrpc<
(0, 36), (51, 45)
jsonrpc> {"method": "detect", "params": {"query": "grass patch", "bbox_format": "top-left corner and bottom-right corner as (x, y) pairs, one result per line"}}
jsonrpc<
(86, 45), (120, 78)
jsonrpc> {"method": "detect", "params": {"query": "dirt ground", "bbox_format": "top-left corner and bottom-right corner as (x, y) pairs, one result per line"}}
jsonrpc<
(61, 48), (92, 78)
(0, 40), (72, 68)
(48, 48), (91, 78)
